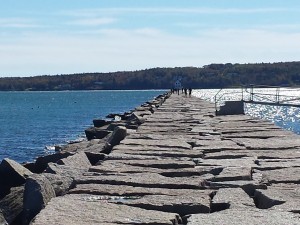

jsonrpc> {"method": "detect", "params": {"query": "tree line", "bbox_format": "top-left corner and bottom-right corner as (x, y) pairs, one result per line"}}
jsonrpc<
(1, 61), (300, 91)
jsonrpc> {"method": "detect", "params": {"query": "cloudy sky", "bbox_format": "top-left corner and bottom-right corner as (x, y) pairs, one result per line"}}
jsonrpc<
(1, 0), (300, 77)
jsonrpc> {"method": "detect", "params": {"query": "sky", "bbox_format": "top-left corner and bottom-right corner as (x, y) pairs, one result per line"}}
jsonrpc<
(1, 0), (300, 77)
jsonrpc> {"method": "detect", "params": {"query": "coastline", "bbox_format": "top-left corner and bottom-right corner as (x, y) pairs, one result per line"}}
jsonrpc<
(0, 91), (171, 224)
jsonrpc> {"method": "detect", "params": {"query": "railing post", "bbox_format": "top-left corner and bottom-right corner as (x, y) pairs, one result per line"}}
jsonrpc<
(250, 85), (254, 101)
(276, 87), (280, 103)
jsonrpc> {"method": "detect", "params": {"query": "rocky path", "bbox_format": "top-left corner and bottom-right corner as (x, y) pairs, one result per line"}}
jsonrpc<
(29, 94), (300, 224)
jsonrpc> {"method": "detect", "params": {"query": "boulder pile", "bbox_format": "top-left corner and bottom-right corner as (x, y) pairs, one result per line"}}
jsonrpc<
(0, 92), (170, 225)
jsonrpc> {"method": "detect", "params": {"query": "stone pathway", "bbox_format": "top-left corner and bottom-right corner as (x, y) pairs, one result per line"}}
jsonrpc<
(32, 94), (300, 225)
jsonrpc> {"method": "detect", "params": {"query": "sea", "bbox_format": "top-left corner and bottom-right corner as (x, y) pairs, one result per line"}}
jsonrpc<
(1, 88), (300, 164)
(193, 88), (300, 135)
(0, 90), (166, 163)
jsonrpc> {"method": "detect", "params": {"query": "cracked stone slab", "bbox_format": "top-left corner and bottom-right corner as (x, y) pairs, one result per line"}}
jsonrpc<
(31, 194), (179, 225)
(187, 208), (300, 225)
(259, 167), (300, 184)
(119, 139), (191, 149)
(89, 164), (222, 177)
(75, 173), (208, 189)
(97, 159), (196, 169)
(214, 167), (252, 181)
(232, 137), (300, 150)
(254, 184), (300, 212)
(110, 194), (211, 215)
(212, 188), (256, 209)
(221, 130), (295, 138)
(111, 149), (204, 158)
(69, 183), (214, 197)
(194, 140), (245, 151)
(254, 159), (300, 170)
(196, 158), (256, 167)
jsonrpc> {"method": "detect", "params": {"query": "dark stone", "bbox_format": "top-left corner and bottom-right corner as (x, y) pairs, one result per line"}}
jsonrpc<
(34, 152), (72, 173)
(92, 119), (111, 127)
(23, 174), (56, 225)
(84, 127), (111, 140)
(0, 186), (24, 225)
(84, 152), (106, 165)
(107, 126), (127, 147)
(0, 158), (33, 187)
(22, 162), (36, 173)
(0, 185), (10, 201)
(0, 212), (7, 225)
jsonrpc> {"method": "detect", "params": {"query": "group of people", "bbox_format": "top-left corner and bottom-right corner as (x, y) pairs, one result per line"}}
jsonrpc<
(171, 87), (192, 97)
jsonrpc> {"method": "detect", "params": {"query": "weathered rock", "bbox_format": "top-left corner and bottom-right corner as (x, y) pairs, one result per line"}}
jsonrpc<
(84, 152), (106, 165)
(254, 158), (300, 170)
(193, 139), (244, 151)
(214, 167), (252, 181)
(0, 212), (7, 225)
(187, 208), (300, 225)
(0, 186), (24, 224)
(258, 167), (300, 184)
(43, 173), (74, 196)
(232, 137), (300, 150)
(196, 158), (256, 167)
(120, 138), (191, 149)
(111, 194), (211, 215)
(57, 152), (91, 170)
(23, 174), (56, 224)
(107, 126), (127, 147)
(98, 159), (196, 169)
(69, 183), (213, 197)
(75, 173), (209, 189)
(31, 194), (179, 225)
(34, 152), (72, 173)
(212, 188), (256, 209)
(254, 184), (300, 212)
(0, 158), (33, 187)
(90, 163), (221, 177)
(92, 119), (111, 127)
(84, 127), (111, 140)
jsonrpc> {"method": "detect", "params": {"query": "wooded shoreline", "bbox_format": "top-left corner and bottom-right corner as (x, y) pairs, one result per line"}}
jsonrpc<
(1, 61), (300, 91)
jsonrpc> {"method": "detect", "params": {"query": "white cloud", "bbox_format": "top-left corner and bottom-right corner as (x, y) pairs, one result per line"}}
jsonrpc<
(1, 28), (300, 76)
(0, 18), (39, 28)
(62, 7), (296, 17)
(67, 18), (117, 26)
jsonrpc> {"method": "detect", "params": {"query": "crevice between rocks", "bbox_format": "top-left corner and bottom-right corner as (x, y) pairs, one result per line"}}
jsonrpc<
(209, 191), (231, 213)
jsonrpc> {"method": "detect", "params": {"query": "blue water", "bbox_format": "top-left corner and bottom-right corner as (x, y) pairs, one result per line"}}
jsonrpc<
(0, 90), (166, 163)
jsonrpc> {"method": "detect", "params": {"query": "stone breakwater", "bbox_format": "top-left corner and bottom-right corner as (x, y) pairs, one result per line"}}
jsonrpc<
(1, 92), (300, 224)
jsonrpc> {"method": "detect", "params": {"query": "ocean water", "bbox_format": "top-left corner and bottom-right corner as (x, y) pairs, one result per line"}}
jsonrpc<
(193, 88), (300, 134)
(0, 90), (166, 163)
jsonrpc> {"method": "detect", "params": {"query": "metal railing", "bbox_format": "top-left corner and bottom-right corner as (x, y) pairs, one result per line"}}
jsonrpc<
(214, 85), (300, 112)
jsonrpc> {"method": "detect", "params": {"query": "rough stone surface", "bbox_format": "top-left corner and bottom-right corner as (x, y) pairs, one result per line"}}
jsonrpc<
(43, 173), (74, 196)
(23, 174), (56, 224)
(0, 158), (33, 187)
(57, 152), (91, 170)
(0, 213), (7, 225)
(111, 194), (211, 215)
(27, 94), (300, 224)
(107, 126), (127, 147)
(212, 188), (256, 209)
(187, 208), (300, 225)
(0, 186), (24, 224)
(31, 194), (179, 225)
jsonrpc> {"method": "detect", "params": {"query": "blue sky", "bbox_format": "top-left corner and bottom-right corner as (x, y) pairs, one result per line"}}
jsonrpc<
(1, 0), (300, 77)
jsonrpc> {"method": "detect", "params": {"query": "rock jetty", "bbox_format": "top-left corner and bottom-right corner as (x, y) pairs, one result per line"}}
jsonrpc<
(1, 92), (300, 224)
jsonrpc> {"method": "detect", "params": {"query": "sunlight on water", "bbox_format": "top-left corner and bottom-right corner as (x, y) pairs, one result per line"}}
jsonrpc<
(193, 88), (300, 134)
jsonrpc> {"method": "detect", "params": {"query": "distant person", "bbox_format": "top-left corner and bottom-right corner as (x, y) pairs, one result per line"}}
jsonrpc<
(188, 88), (192, 97)
(184, 88), (187, 97)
